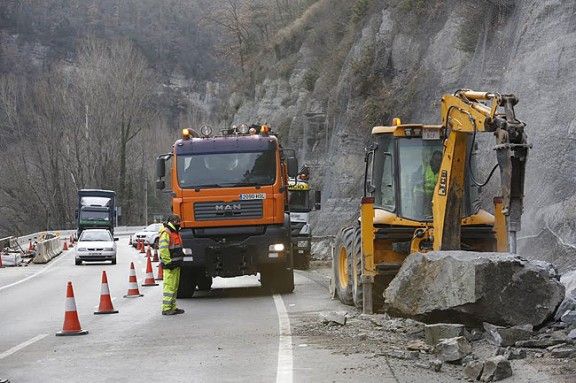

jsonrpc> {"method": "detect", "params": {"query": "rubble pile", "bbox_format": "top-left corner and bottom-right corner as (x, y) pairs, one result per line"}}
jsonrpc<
(0, 236), (36, 267)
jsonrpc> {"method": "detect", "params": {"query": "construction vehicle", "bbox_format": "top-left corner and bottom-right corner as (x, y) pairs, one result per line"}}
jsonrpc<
(333, 90), (529, 313)
(287, 166), (321, 270)
(155, 124), (299, 297)
(76, 189), (116, 237)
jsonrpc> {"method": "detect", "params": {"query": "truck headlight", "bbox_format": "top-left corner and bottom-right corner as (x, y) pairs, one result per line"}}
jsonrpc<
(269, 243), (285, 252)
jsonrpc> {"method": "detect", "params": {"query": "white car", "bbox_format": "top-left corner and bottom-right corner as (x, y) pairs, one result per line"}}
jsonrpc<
(75, 229), (117, 265)
(131, 223), (163, 248)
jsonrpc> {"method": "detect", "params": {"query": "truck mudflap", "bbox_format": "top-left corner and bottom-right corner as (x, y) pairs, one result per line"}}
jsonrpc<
(291, 235), (311, 270)
(180, 221), (292, 278)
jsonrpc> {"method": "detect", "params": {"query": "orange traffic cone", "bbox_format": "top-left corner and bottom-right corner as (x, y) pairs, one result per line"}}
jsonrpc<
(124, 262), (144, 298)
(155, 262), (163, 281)
(146, 245), (152, 258)
(94, 271), (119, 314)
(139, 241), (146, 254)
(63, 241), (69, 251)
(0, 252), (3, 268)
(142, 255), (159, 286)
(135, 239), (140, 251)
(56, 281), (88, 336)
(28, 239), (34, 252)
(152, 247), (159, 262)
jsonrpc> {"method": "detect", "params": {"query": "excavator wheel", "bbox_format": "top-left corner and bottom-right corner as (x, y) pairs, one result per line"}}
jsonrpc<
(351, 226), (385, 311)
(332, 227), (354, 305)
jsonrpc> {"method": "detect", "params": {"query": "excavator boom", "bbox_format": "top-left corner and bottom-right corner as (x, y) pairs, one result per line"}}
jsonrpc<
(434, 90), (529, 252)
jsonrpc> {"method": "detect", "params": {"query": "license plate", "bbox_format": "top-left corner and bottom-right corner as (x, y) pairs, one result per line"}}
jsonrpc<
(240, 193), (265, 200)
(298, 241), (309, 247)
(89, 252), (101, 256)
(422, 128), (440, 140)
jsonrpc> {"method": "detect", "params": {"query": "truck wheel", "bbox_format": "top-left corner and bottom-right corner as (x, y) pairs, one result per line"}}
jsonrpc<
(332, 228), (354, 305)
(197, 275), (213, 291)
(261, 265), (294, 293)
(177, 268), (196, 298)
(351, 226), (385, 311)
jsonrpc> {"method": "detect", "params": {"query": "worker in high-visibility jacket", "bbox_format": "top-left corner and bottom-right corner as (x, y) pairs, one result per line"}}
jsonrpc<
(159, 214), (185, 315)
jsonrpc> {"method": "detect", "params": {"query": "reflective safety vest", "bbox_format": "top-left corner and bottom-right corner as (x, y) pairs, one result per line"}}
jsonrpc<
(158, 223), (183, 266)
(423, 165), (438, 195)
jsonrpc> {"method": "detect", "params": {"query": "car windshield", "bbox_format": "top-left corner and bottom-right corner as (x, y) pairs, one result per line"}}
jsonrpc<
(177, 150), (276, 189)
(80, 231), (112, 242)
(145, 224), (161, 232)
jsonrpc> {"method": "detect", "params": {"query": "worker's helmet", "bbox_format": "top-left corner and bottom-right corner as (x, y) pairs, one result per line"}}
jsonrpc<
(165, 214), (181, 224)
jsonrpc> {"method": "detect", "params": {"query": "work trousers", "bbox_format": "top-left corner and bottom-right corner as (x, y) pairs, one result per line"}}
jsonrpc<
(162, 267), (181, 312)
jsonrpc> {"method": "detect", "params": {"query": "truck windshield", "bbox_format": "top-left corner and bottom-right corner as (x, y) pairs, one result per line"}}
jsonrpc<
(288, 190), (310, 212)
(177, 150), (276, 189)
(80, 210), (110, 221)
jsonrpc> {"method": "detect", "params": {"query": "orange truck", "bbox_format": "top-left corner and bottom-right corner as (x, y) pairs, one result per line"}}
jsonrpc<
(155, 124), (299, 297)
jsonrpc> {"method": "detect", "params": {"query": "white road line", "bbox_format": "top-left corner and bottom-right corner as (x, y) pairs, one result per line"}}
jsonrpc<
(0, 334), (48, 360)
(0, 251), (70, 292)
(273, 294), (293, 383)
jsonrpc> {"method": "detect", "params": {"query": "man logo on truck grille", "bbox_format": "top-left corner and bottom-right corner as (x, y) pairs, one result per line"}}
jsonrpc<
(215, 203), (242, 213)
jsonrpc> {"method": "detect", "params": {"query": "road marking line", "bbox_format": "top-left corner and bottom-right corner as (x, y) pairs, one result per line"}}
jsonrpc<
(0, 252), (69, 292)
(273, 294), (293, 383)
(0, 334), (48, 360)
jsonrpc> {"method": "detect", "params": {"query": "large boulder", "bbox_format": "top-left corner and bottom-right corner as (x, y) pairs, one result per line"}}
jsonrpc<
(384, 252), (564, 326)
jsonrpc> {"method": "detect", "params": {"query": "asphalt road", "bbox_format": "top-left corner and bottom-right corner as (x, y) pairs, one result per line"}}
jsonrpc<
(0, 237), (467, 383)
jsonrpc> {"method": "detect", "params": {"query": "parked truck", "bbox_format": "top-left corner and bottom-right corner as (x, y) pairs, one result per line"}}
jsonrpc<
(155, 124), (299, 297)
(287, 166), (321, 270)
(76, 189), (116, 237)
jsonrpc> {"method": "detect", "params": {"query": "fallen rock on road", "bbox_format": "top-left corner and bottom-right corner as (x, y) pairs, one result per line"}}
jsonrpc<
(384, 251), (565, 326)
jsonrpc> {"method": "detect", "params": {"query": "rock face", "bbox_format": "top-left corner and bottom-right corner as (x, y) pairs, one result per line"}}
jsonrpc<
(480, 356), (513, 382)
(384, 251), (565, 326)
(424, 323), (465, 346)
(483, 323), (533, 347)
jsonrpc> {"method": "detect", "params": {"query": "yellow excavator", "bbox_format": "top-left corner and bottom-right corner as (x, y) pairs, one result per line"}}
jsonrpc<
(332, 90), (529, 313)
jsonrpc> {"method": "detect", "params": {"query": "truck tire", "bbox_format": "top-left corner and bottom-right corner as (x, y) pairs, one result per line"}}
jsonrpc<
(332, 227), (354, 305)
(351, 226), (385, 311)
(260, 264), (294, 293)
(177, 268), (196, 298)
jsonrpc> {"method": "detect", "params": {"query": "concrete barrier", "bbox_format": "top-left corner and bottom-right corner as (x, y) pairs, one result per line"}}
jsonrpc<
(32, 236), (64, 264)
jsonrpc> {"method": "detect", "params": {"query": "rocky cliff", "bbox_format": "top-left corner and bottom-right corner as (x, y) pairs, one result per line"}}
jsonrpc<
(228, 0), (576, 270)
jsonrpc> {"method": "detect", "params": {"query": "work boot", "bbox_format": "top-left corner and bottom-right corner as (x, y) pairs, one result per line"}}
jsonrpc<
(162, 309), (177, 316)
(174, 308), (185, 314)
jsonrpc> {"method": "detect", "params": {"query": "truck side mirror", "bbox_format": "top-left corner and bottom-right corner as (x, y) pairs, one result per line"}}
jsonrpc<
(314, 190), (321, 210)
(156, 179), (166, 190)
(156, 157), (165, 178)
(287, 157), (298, 178)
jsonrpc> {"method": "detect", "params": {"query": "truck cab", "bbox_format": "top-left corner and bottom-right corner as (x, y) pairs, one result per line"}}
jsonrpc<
(76, 189), (116, 237)
(156, 125), (299, 297)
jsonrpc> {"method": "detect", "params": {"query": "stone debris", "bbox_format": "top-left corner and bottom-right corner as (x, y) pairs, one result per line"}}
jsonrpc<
(550, 347), (576, 358)
(515, 336), (566, 348)
(424, 323), (465, 346)
(406, 339), (432, 353)
(320, 311), (347, 326)
(567, 328), (576, 340)
(483, 322), (533, 346)
(560, 309), (576, 325)
(480, 356), (513, 382)
(384, 251), (564, 327)
(496, 347), (527, 360)
(464, 360), (484, 380)
(434, 336), (472, 363)
(554, 296), (576, 321)
(415, 359), (443, 372)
